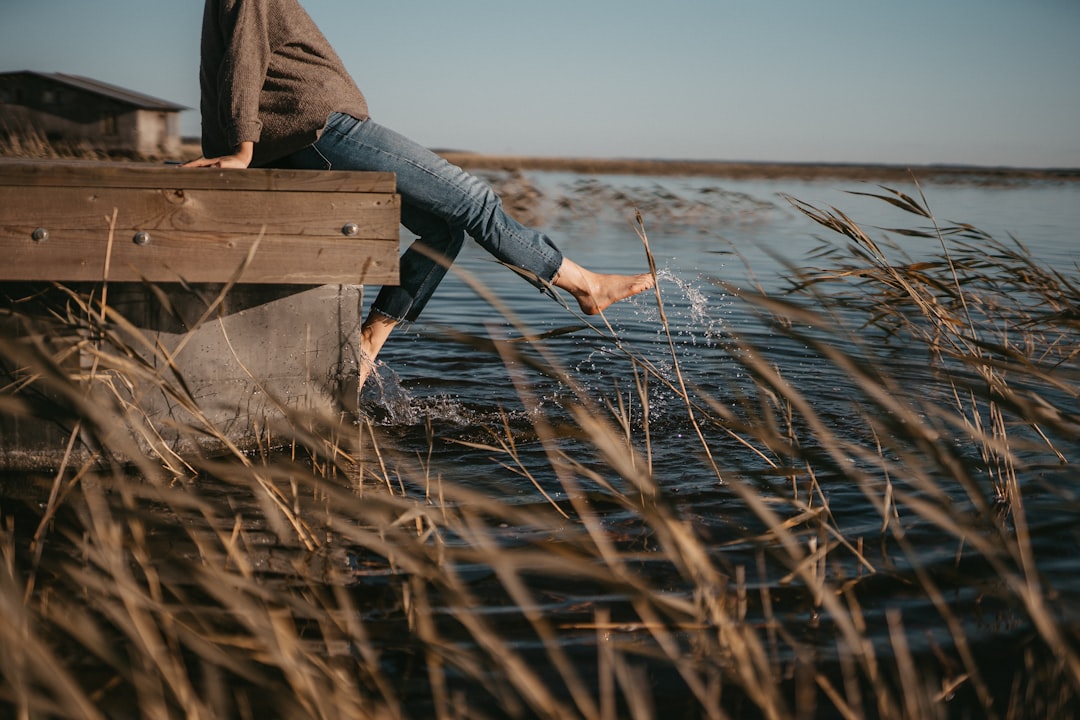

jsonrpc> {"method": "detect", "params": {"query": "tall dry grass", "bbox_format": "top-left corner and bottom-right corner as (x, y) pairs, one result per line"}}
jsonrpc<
(0, 125), (111, 161)
(1, 186), (1078, 718)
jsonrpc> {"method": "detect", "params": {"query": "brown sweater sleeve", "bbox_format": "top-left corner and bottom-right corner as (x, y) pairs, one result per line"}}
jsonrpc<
(214, 0), (270, 147)
(199, 0), (369, 166)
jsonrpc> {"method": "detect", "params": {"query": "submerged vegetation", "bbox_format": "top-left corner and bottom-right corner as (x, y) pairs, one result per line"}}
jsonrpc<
(1, 185), (1078, 719)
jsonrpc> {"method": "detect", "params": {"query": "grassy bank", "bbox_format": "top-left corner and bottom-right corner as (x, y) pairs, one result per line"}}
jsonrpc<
(437, 151), (1080, 184)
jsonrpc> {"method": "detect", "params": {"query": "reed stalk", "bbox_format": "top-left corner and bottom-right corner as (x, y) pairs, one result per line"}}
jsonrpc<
(1, 185), (1077, 718)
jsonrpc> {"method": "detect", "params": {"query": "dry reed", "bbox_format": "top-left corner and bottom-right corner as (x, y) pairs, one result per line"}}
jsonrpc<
(1, 186), (1078, 719)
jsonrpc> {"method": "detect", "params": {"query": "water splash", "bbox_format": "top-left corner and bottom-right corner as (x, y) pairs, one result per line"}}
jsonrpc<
(562, 268), (737, 427)
(655, 267), (730, 344)
(358, 361), (420, 425)
(358, 359), (519, 429)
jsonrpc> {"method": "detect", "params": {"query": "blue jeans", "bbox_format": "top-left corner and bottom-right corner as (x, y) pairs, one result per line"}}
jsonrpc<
(275, 113), (564, 321)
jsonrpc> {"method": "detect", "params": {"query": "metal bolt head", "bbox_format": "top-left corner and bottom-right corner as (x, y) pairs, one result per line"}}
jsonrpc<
(133, 231), (151, 246)
(342, 223), (360, 237)
(32, 227), (49, 242)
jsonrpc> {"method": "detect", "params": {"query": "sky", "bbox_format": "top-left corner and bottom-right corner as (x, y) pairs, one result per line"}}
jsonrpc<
(1, 0), (1078, 168)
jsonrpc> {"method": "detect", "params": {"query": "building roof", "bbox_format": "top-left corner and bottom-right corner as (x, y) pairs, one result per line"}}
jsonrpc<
(0, 70), (187, 111)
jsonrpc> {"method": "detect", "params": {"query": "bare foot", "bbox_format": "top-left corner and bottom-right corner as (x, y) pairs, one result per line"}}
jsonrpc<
(356, 312), (398, 390)
(553, 259), (655, 315)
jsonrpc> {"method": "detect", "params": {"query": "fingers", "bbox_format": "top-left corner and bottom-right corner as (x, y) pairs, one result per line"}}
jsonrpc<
(180, 156), (217, 168)
(181, 142), (253, 169)
(180, 155), (250, 169)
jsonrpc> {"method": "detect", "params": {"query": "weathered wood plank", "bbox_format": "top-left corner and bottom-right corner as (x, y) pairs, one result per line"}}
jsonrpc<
(0, 231), (399, 284)
(0, 187), (400, 237)
(0, 158), (402, 284)
(0, 158), (396, 193)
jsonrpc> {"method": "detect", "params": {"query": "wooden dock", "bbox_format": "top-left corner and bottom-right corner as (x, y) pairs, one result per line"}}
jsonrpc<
(0, 158), (400, 284)
(0, 158), (401, 470)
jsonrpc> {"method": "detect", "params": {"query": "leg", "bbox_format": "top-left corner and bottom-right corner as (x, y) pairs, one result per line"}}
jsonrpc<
(313, 115), (654, 313)
(298, 114), (655, 394)
(313, 114), (564, 286)
(277, 135), (470, 390)
(358, 205), (466, 381)
(369, 204), (468, 323)
(356, 310), (396, 389)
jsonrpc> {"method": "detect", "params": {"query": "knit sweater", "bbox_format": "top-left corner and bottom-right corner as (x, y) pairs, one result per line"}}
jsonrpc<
(199, 0), (369, 167)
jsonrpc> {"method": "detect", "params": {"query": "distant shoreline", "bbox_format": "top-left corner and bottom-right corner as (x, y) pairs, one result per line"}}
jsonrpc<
(435, 151), (1080, 184)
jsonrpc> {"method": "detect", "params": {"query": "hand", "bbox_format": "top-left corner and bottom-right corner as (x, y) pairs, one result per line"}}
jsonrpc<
(181, 141), (254, 169)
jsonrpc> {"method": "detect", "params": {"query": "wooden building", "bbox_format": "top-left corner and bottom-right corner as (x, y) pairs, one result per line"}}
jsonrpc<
(0, 71), (187, 157)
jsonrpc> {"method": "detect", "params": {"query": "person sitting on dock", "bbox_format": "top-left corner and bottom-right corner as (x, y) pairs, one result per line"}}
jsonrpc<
(183, 0), (655, 391)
